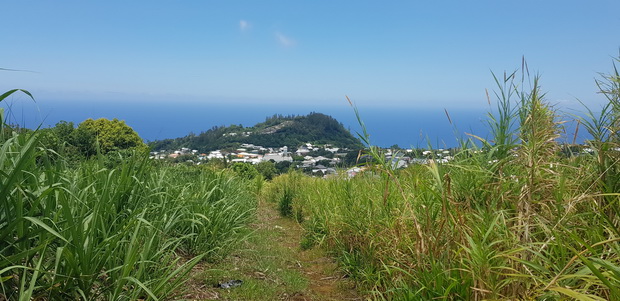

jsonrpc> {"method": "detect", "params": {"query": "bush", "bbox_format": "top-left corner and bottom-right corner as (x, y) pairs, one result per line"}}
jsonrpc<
(230, 162), (259, 179)
(278, 185), (294, 217)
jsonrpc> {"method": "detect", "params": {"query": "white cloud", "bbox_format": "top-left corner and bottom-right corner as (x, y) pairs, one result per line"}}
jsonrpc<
(239, 20), (250, 31)
(275, 32), (295, 47)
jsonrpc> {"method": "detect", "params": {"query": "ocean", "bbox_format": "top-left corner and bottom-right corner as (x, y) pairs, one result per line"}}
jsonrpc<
(2, 98), (585, 149)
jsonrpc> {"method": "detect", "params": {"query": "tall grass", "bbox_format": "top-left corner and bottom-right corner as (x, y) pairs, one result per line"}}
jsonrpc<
(264, 58), (620, 300)
(0, 98), (256, 300)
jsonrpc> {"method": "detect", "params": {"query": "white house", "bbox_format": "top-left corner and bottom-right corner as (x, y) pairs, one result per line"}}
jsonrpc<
(207, 151), (224, 159)
(262, 153), (293, 163)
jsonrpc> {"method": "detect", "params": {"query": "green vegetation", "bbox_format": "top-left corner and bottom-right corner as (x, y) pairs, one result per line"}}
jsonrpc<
(185, 197), (359, 301)
(263, 58), (620, 300)
(188, 202), (309, 300)
(3, 55), (620, 300)
(33, 118), (147, 164)
(148, 112), (363, 152)
(230, 161), (260, 179)
(76, 118), (146, 153)
(0, 91), (257, 300)
(254, 161), (278, 180)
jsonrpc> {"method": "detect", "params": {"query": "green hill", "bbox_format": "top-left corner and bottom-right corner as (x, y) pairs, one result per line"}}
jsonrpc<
(148, 112), (362, 152)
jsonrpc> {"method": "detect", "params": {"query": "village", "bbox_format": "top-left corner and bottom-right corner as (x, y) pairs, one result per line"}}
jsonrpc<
(149, 142), (459, 177)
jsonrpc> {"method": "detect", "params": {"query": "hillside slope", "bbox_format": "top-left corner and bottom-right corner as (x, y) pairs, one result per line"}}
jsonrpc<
(148, 112), (362, 152)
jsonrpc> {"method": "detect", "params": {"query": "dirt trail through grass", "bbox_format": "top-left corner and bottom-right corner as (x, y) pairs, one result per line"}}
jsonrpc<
(184, 199), (362, 300)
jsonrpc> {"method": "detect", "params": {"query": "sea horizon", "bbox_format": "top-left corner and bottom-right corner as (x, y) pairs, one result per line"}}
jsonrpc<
(3, 98), (587, 149)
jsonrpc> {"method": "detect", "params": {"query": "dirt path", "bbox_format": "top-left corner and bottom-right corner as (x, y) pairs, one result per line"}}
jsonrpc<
(183, 199), (362, 300)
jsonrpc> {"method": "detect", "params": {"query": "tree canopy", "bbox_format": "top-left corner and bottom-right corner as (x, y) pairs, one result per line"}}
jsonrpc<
(149, 112), (362, 152)
(76, 118), (146, 153)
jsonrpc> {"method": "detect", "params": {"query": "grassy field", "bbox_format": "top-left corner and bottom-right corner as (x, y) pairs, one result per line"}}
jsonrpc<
(264, 62), (620, 300)
(2, 57), (619, 300)
(0, 92), (257, 300)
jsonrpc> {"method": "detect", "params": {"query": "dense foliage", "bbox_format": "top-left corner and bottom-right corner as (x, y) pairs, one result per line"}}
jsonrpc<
(3, 55), (619, 300)
(263, 59), (620, 300)
(77, 118), (146, 153)
(0, 94), (257, 300)
(148, 112), (362, 152)
(36, 118), (146, 161)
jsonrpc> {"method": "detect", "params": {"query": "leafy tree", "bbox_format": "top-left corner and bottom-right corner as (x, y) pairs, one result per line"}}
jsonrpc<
(316, 159), (332, 167)
(275, 160), (292, 174)
(255, 161), (277, 180)
(54, 120), (75, 143)
(76, 118), (146, 154)
(72, 125), (97, 157)
(230, 162), (259, 179)
(33, 121), (83, 164)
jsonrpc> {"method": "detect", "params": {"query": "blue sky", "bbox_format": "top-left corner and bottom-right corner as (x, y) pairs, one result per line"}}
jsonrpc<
(1, 1), (619, 146)
(2, 1), (619, 108)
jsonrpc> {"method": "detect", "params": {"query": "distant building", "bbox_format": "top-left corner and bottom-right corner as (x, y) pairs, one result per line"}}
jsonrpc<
(325, 147), (340, 153)
(262, 153), (293, 163)
(296, 147), (310, 155)
(207, 151), (224, 159)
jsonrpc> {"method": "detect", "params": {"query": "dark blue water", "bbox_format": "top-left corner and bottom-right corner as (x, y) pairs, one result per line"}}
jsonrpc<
(2, 98), (586, 148)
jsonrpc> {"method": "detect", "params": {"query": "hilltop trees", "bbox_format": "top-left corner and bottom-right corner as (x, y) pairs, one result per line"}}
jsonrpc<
(148, 112), (363, 152)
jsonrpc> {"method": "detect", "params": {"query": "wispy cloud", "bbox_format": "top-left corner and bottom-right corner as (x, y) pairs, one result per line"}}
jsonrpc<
(239, 20), (250, 31)
(275, 32), (295, 47)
